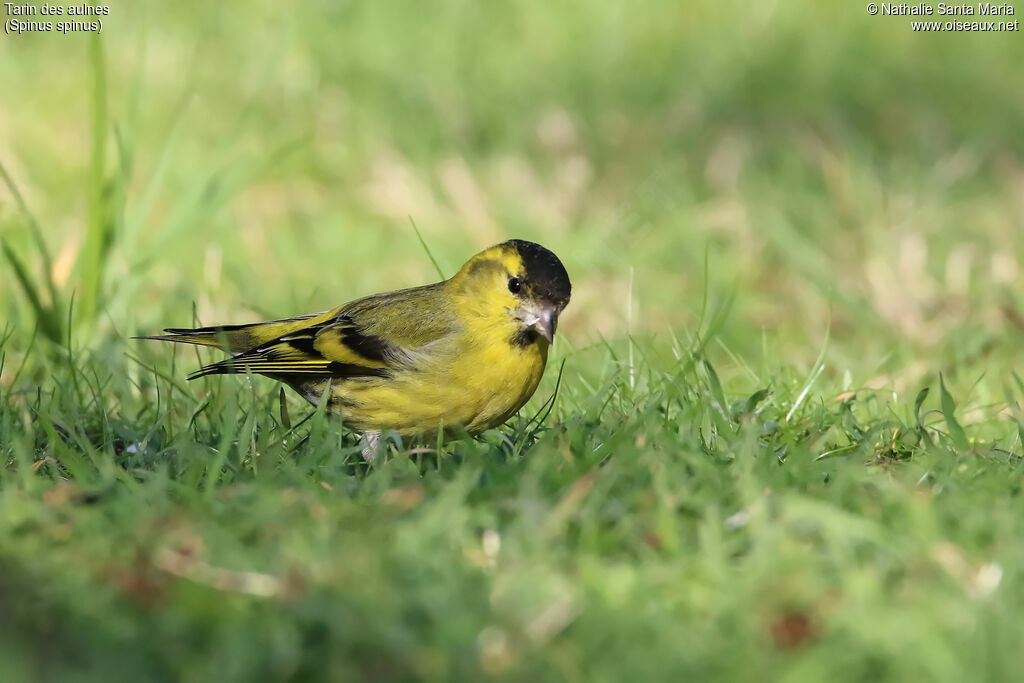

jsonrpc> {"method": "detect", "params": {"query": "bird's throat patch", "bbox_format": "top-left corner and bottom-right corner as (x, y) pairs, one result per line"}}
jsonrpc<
(510, 327), (539, 348)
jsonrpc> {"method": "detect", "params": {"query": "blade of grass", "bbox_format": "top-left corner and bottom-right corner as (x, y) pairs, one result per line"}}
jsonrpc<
(939, 373), (970, 452)
(410, 216), (446, 279)
(786, 320), (830, 423)
(627, 265), (635, 390)
(0, 162), (61, 311)
(701, 359), (730, 423)
(1, 323), (38, 404)
(1, 238), (62, 344)
(914, 386), (934, 446)
(521, 358), (567, 440)
(279, 387), (292, 430)
(78, 33), (111, 327)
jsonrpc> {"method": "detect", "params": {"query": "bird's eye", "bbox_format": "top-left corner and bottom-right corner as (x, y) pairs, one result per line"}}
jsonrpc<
(508, 277), (522, 294)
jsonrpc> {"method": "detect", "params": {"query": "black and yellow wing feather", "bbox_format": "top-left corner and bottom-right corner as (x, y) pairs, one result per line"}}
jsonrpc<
(140, 283), (457, 383)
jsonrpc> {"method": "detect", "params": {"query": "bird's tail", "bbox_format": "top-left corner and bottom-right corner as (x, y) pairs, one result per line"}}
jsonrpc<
(135, 310), (336, 354)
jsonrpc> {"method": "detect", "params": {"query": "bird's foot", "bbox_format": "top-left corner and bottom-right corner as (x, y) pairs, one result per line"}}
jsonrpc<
(360, 432), (381, 463)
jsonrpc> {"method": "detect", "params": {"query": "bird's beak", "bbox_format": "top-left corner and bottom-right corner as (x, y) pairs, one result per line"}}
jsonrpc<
(520, 301), (560, 344)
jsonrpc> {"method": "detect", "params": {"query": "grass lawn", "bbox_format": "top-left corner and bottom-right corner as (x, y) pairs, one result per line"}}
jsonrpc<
(2, 2), (1024, 681)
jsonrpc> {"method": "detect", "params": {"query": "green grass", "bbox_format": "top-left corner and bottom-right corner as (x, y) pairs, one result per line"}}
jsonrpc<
(3, 1), (1024, 681)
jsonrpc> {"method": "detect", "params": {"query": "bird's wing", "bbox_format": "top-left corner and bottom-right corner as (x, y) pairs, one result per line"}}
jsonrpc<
(188, 283), (457, 380)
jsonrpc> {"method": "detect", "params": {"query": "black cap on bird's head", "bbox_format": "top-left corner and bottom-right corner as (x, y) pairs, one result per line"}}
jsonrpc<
(501, 239), (571, 345)
(506, 239), (572, 309)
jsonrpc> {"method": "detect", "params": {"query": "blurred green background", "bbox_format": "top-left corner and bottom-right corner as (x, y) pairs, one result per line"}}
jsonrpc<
(3, 0), (1021, 376)
(2, 1), (1024, 681)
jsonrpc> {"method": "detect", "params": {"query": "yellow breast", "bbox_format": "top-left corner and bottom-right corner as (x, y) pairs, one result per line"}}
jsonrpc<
(330, 333), (547, 437)
(328, 288), (549, 437)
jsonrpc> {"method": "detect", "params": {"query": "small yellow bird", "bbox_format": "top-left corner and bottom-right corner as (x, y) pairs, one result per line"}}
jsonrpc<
(142, 239), (571, 446)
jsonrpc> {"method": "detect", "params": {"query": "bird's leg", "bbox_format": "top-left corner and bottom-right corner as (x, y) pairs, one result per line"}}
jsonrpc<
(360, 431), (381, 463)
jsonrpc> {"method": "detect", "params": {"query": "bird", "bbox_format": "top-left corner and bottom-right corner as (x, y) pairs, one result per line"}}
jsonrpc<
(140, 239), (571, 454)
